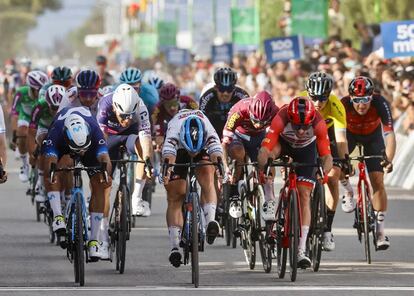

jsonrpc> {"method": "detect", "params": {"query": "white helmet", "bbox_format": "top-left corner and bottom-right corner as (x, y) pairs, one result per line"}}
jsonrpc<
(46, 84), (66, 109)
(26, 70), (49, 90)
(63, 114), (91, 153)
(112, 83), (139, 114)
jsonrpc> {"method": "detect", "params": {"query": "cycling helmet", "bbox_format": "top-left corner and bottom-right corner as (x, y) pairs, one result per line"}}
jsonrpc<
(348, 76), (374, 97)
(45, 84), (65, 109)
(76, 70), (101, 89)
(112, 83), (139, 114)
(20, 57), (32, 68)
(96, 55), (107, 65)
(179, 115), (206, 154)
(287, 97), (316, 126)
(159, 83), (180, 101)
(26, 70), (49, 90)
(249, 91), (278, 124)
(213, 67), (237, 90)
(63, 114), (91, 153)
(51, 66), (73, 85)
(119, 67), (142, 84)
(305, 72), (333, 98)
(147, 76), (164, 89)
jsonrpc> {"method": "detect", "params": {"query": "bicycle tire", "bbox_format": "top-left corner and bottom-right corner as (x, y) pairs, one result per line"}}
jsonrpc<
(276, 192), (287, 279)
(231, 217), (237, 248)
(73, 192), (85, 286)
(117, 185), (128, 274)
(191, 193), (199, 288)
(47, 212), (55, 244)
(35, 201), (41, 222)
(361, 180), (371, 264)
(240, 188), (256, 269)
(256, 185), (271, 273)
(311, 182), (326, 272)
(289, 190), (299, 282)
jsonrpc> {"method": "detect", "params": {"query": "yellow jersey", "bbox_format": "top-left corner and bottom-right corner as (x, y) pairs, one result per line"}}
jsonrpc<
(298, 91), (346, 130)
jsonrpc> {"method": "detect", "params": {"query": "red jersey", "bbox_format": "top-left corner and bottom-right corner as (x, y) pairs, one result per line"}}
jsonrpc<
(341, 95), (393, 135)
(262, 105), (331, 156)
(151, 95), (198, 137)
(222, 98), (279, 144)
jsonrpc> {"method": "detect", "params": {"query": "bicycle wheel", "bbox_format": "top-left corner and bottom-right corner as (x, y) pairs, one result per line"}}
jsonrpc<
(310, 182), (326, 272)
(256, 185), (271, 273)
(288, 190), (299, 282)
(361, 180), (371, 264)
(276, 192), (287, 279)
(241, 191), (256, 269)
(117, 185), (128, 274)
(47, 205), (55, 244)
(191, 193), (199, 288)
(73, 193), (85, 286)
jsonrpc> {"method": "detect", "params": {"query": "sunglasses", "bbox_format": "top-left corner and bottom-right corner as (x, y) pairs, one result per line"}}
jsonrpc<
(292, 123), (311, 131)
(118, 113), (134, 120)
(310, 95), (329, 102)
(351, 96), (372, 104)
(78, 89), (98, 99)
(217, 85), (235, 93)
(250, 115), (268, 127)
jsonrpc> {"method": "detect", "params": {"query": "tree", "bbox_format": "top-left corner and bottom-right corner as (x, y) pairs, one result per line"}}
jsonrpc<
(0, 0), (61, 62)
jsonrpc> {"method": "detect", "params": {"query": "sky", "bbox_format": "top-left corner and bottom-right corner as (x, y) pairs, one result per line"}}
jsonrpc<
(27, 0), (96, 49)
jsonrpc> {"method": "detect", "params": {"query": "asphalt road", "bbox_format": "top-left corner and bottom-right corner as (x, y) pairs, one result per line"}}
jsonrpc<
(0, 152), (414, 296)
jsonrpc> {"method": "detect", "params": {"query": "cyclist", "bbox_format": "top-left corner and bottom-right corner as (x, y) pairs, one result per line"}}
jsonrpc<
(50, 66), (74, 89)
(257, 97), (333, 268)
(97, 83), (153, 217)
(341, 76), (395, 250)
(199, 67), (249, 139)
(119, 67), (159, 115)
(28, 84), (66, 202)
(11, 70), (49, 182)
(43, 106), (112, 261)
(0, 103), (7, 183)
(152, 82), (198, 149)
(162, 109), (223, 267)
(58, 70), (101, 116)
(300, 72), (349, 251)
(96, 55), (115, 87)
(221, 91), (279, 217)
(147, 75), (164, 91)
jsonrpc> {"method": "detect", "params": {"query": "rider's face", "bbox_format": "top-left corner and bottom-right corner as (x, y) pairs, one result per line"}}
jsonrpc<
(215, 86), (234, 103)
(78, 89), (98, 107)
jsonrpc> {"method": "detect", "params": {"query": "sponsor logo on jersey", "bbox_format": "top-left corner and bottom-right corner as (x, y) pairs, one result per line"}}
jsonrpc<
(226, 112), (240, 130)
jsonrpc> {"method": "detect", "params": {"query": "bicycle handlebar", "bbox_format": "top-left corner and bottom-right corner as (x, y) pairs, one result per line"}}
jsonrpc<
(49, 162), (109, 183)
(161, 158), (224, 180)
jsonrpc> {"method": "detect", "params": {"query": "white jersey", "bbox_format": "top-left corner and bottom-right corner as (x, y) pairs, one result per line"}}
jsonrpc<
(58, 86), (99, 117)
(0, 104), (5, 134)
(162, 109), (222, 157)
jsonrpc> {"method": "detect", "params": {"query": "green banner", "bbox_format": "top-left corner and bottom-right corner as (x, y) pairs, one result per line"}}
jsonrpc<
(133, 33), (158, 59)
(291, 0), (328, 39)
(231, 7), (259, 46)
(157, 21), (177, 48)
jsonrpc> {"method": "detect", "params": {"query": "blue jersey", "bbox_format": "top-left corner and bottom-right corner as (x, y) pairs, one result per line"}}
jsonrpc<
(139, 83), (159, 115)
(43, 106), (108, 159)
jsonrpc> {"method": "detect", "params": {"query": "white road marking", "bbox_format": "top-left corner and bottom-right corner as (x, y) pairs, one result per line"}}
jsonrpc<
(0, 286), (413, 292)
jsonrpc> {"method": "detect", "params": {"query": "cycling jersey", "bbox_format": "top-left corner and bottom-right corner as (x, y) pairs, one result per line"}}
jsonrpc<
(43, 106), (108, 161)
(262, 105), (331, 156)
(97, 93), (151, 138)
(29, 97), (55, 130)
(222, 98), (278, 144)
(162, 109), (222, 157)
(152, 95), (198, 137)
(199, 86), (249, 139)
(11, 86), (37, 123)
(58, 86), (99, 117)
(299, 91), (346, 130)
(341, 94), (393, 136)
(0, 105), (5, 134)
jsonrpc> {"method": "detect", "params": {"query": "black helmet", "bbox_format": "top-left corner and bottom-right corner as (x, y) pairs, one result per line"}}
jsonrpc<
(51, 66), (73, 85)
(348, 76), (375, 97)
(306, 72), (333, 98)
(213, 67), (237, 91)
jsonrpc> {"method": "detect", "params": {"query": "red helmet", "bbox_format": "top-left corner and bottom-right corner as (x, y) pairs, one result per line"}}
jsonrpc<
(159, 82), (180, 101)
(287, 97), (316, 126)
(249, 91), (278, 124)
(348, 76), (374, 97)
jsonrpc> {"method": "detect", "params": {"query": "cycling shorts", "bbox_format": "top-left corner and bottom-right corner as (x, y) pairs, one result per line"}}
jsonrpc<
(347, 126), (385, 173)
(169, 149), (210, 181)
(327, 126), (340, 168)
(228, 130), (266, 162)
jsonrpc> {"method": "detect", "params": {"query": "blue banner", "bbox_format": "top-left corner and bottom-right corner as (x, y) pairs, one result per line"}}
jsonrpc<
(166, 48), (191, 66)
(381, 20), (414, 59)
(264, 35), (304, 64)
(212, 43), (233, 64)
